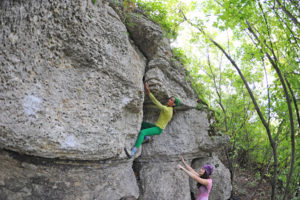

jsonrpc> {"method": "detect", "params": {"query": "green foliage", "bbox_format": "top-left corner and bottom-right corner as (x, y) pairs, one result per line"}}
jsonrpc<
(196, 103), (207, 111)
(124, 0), (137, 12)
(248, 180), (257, 188)
(172, 47), (190, 66)
(194, 0), (299, 197)
(92, 0), (97, 4)
(135, 0), (192, 39)
(125, 13), (142, 27)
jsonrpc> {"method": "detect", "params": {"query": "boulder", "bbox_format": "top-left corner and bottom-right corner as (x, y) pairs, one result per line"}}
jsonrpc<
(134, 161), (191, 200)
(125, 12), (172, 60)
(0, 150), (139, 200)
(0, 0), (232, 199)
(0, 0), (146, 160)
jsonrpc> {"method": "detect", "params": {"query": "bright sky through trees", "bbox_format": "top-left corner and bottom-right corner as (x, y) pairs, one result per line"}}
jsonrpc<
(171, 0), (280, 112)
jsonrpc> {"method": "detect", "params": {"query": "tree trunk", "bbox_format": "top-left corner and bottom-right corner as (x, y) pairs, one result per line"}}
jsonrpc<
(246, 21), (296, 199)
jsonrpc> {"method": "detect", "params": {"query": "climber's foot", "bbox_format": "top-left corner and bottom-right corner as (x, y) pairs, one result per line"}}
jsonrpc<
(124, 148), (132, 159)
(142, 136), (150, 144)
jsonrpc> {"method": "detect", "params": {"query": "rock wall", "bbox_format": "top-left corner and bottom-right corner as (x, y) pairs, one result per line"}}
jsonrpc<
(0, 150), (139, 200)
(0, 0), (231, 199)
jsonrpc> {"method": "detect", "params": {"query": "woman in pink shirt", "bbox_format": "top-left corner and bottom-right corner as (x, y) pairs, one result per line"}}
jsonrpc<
(178, 156), (213, 200)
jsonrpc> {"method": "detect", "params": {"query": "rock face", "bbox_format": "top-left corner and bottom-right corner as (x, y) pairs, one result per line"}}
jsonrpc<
(0, 0), (145, 160)
(0, 150), (139, 200)
(0, 0), (231, 199)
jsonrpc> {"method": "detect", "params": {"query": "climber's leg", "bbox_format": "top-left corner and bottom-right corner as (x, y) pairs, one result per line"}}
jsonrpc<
(141, 122), (156, 129)
(142, 135), (150, 144)
(140, 122), (156, 143)
(134, 126), (162, 149)
(125, 123), (162, 159)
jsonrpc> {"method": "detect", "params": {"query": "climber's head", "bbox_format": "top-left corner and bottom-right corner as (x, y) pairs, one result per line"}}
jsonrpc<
(167, 97), (176, 107)
(197, 164), (213, 189)
(200, 164), (213, 176)
(167, 96), (181, 107)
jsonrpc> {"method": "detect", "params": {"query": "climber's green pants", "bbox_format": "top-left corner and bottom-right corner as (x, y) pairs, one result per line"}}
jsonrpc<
(134, 122), (163, 148)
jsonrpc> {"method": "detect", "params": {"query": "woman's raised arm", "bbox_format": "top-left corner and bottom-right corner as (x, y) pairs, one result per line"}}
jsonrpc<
(180, 156), (199, 176)
(177, 164), (209, 186)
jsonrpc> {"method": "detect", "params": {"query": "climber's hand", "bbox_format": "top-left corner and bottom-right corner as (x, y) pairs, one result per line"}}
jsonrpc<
(145, 82), (151, 94)
(179, 156), (184, 162)
(177, 164), (184, 170)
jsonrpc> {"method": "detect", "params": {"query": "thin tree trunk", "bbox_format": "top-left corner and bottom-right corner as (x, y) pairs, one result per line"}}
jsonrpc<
(206, 47), (228, 131)
(180, 7), (300, 199)
(224, 146), (234, 183)
(181, 10), (278, 199)
(206, 47), (235, 183)
(208, 38), (270, 131)
(211, 36), (277, 199)
(284, 74), (300, 128)
(250, 119), (284, 200)
(246, 21), (296, 200)
(251, 152), (273, 200)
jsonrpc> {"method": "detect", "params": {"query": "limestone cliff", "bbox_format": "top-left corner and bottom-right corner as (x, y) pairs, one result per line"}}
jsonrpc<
(0, 0), (231, 199)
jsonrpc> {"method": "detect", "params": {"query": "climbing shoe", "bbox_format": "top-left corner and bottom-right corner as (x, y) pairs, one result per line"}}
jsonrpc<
(124, 148), (132, 159)
(131, 147), (137, 156)
(142, 136), (150, 144)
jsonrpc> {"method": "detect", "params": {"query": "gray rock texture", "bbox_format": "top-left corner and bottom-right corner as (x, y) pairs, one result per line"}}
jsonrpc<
(125, 12), (172, 60)
(0, 0), (232, 199)
(0, 150), (139, 200)
(0, 0), (146, 160)
(135, 161), (191, 200)
(140, 108), (229, 159)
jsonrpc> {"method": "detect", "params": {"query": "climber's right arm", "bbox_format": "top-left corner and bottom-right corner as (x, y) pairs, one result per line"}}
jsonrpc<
(145, 82), (166, 111)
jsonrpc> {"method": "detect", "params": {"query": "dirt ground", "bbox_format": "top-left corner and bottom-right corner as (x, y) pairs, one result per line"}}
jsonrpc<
(230, 167), (272, 200)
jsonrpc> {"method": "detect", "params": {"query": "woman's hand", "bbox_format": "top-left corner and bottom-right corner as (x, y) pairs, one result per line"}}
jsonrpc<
(177, 164), (184, 170)
(145, 82), (151, 94)
(179, 156), (185, 163)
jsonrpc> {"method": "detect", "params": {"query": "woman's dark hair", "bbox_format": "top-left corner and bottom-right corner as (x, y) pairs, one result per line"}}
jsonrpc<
(197, 170), (209, 189)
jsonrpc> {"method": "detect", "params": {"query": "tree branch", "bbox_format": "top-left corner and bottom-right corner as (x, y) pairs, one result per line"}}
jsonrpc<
(284, 74), (300, 128)
(206, 47), (228, 131)
(275, 0), (300, 27)
(272, 6), (300, 49)
(180, 10), (279, 199)
(262, 57), (271, 125)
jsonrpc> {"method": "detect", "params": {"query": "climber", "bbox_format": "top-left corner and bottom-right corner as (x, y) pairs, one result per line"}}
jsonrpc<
(177, 156), (213, 200)
(124, 82), (181, 159)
